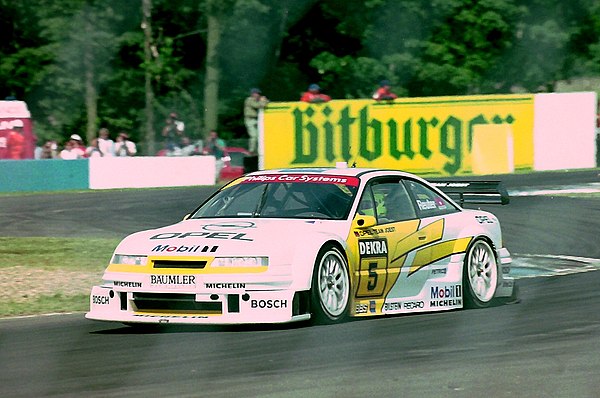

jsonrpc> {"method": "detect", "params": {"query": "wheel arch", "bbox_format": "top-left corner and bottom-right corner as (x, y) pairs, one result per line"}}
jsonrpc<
(290, 235), (349, 291)
(462, 235), (500, 308)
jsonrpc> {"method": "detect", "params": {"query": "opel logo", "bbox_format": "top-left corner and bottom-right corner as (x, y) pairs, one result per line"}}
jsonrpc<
(202, 221), (255, 231)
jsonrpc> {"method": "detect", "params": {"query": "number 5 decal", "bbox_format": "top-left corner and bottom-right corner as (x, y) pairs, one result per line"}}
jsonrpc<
(356, 258), (387, 297)
(367, 262), (378, 290)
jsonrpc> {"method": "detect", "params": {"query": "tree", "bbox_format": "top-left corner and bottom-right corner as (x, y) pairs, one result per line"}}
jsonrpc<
(142, 0), (156, 155)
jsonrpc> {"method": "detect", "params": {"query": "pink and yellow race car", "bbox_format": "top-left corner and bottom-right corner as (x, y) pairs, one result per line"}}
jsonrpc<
(87, 166), (515, 325)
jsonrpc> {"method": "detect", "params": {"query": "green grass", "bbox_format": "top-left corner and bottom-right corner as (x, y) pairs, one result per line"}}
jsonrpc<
(1, 294), (90, 317)
(0, 237), (120, 270)
(0, 237), (120, 317)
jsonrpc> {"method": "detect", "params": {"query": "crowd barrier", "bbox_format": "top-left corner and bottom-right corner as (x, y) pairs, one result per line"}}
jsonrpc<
(0, 156), (217, 193)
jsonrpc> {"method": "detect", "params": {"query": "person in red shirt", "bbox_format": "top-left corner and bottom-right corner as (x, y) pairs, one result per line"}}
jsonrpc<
(7, 119), (26, 159)
(372, 80), (398, 101)
(300, 84), (332, 103)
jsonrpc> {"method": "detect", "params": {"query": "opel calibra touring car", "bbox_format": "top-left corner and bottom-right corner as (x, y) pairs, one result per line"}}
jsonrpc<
(86, 166), (515, 325)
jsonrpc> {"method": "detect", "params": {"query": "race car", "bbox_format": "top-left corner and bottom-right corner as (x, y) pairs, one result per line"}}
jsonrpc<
(86, 166), (515, 325)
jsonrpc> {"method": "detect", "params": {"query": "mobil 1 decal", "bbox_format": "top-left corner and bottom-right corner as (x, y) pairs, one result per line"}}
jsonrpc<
(356, 238), (389, 298)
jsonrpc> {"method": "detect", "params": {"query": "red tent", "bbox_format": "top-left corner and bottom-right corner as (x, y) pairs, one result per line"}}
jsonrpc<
(0, 100), (35, 159)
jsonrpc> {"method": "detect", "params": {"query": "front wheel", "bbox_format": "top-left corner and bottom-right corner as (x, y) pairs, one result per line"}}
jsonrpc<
(310, 245), (350, 324)
(463, 239), (498, 308)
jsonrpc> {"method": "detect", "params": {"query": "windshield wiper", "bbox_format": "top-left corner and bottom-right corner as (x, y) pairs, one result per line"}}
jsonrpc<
(252, 185), (269, 217)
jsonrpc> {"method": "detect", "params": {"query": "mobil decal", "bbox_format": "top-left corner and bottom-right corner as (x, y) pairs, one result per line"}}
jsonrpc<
(151, 244), (218, 253)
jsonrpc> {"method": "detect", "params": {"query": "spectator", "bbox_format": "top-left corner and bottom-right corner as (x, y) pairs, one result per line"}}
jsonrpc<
(70, 134), (86, 158)
(6, 119), (26, 159)
(59, 140), (82, 160)
(42, 141), (58, 159)
(162, 112), (184, 151)
(243, 88), (268, 154)
(86, 138), (102, 158)
(203, 130), (226, 182)
(300, 84), (332, 103)
(372, 79), (398, 101)
(115, 132), (137, 156)
(97, 128), (115, 156)
(178, 136), (203, 156)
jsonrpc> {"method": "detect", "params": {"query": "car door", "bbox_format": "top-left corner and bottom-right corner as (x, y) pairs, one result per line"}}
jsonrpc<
(349, 177), (432, 307)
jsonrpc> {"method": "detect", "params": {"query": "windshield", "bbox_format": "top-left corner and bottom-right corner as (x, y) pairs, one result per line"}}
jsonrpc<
(191, 174), (360, 220)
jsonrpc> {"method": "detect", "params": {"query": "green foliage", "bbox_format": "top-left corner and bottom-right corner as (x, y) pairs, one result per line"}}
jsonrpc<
(1, 0), (599, 152)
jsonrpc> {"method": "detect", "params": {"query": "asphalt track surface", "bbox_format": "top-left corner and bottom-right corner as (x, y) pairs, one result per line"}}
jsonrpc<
(1, 169), (599, 397)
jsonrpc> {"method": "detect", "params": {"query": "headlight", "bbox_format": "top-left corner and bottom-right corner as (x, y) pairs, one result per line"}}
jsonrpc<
(111, 254), (148, 266)
(211, 257), (268, 267)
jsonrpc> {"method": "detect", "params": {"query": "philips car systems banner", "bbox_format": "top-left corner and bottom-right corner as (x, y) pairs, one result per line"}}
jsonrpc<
(261, 94), (536, 175)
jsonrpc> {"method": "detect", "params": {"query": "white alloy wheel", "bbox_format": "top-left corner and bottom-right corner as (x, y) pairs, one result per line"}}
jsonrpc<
(311, 246), (350, 323)
(464, 240), (498, 307)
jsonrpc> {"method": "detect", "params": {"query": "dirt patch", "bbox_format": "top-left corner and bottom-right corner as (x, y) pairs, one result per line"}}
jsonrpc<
(1, 266), (103, 303)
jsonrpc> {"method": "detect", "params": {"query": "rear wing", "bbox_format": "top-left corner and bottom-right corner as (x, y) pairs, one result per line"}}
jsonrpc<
(429, 181), (510, 205)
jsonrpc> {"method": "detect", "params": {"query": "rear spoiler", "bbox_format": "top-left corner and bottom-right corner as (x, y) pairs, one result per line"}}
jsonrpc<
(429, 181), (510, 205)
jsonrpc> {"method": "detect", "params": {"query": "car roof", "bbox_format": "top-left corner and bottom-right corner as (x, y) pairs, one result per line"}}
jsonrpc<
(247, 166), (421, 180)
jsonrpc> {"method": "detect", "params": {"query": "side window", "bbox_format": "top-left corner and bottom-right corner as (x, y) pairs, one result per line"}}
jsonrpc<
(404, 179), (458, 217)
(357, 186), (376, 217)
(371, 181), (416, 223)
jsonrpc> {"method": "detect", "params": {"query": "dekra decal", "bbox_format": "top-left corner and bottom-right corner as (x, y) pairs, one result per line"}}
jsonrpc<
(358, 238), (388, 257)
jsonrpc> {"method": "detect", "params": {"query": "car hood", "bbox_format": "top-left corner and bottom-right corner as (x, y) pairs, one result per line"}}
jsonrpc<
(116, 218), (350, 257)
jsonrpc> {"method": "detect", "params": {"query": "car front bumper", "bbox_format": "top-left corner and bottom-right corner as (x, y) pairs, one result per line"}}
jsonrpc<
(85, 285), (310, 325)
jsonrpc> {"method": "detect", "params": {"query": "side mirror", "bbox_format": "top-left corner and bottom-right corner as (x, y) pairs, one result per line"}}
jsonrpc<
(182, 213), (191, 221)
(352, 214), (377, 229)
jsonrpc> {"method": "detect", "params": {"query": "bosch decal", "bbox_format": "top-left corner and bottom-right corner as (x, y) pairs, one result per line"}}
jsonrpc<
(93, 295), (110, 305)
(250, 299), (288, 309)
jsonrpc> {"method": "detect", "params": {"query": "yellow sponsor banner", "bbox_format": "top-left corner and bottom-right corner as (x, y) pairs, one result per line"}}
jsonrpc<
(263, 94), (534, 175)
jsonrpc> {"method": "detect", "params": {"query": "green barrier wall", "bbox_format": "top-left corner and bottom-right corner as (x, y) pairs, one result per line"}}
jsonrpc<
(0, 159), (89, 192)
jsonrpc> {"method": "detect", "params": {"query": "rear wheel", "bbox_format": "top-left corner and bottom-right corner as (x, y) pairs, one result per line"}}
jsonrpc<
(463, 239), (498, 308)
(310, 245), (350, 324)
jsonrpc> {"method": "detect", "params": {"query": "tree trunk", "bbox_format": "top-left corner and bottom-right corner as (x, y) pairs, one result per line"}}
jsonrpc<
(142, 0), (156, 155)
(203, 4), (221, 135)
(83, 9), (97, 144)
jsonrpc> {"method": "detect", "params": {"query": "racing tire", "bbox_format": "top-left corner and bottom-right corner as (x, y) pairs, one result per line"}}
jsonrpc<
(463, 239), (498, 309)
(310, 245), (350, 324)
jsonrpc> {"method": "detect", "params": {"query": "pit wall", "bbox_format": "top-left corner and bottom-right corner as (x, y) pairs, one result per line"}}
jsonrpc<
(260, 92), (598, 175)
(0, 156), (216, 193)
